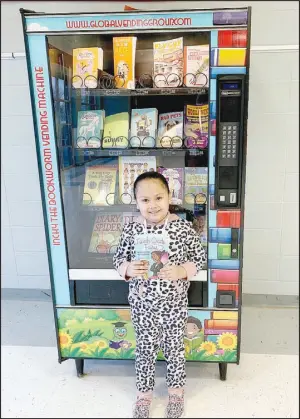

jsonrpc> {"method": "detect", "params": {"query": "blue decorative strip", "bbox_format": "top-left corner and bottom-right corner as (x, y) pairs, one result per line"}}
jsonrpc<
(211, 67), (246, 78)
(208, 259), (240, 270)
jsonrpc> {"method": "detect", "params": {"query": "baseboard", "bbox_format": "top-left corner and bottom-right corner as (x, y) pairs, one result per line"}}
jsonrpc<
(242, 293), (299, 307)
(1, 288), (299, 307)
(1, 288), (52, 301)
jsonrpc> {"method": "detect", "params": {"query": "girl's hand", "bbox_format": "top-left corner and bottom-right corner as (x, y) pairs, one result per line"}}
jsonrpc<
(126, 260), (149, 278)
(158, 265), (187, 281)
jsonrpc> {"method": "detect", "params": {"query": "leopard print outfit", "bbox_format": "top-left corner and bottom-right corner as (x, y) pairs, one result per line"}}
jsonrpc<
(113, 218), (206, 392)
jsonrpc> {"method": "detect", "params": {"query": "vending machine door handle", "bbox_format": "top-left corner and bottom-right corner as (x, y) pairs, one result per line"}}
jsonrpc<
(231, 228), (239, 259)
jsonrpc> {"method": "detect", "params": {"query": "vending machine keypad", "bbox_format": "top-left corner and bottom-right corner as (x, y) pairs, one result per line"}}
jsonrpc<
(219, 122), (239, 166)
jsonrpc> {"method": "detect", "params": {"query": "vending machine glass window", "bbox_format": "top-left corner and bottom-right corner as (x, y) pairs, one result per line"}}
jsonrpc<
(47, 32), (209, 308)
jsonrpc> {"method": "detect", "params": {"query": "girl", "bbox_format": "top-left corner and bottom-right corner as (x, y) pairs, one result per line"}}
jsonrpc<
(113, 171), (206, 418)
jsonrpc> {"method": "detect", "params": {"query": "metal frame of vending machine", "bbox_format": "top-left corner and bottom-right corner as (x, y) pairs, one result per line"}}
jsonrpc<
(20, 6), (251, 381)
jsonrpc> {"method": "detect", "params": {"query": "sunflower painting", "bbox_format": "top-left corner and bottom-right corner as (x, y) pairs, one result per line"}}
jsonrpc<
(57, 308), (238, 362)
(217, 332), (237, 351)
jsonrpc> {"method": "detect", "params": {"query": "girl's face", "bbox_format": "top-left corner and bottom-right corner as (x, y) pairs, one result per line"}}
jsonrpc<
(135, 179), (170, 224)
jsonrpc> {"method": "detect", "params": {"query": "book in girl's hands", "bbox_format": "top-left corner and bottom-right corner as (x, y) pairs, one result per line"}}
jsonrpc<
(102, 112), (129, 148)
(183, 45), (209, 87)
(130, 108), (158, 148)
(184, 167), (208, 205)
(184, 104), (209, 149)
(158, 167), (183, 205)
(153, 37), (184, 88)
(82, 165), (117, 206)
(72, 47), (103, 88)
(119, 156), (156, 204)
(113, 36), (137, 89)
(157, 112), (183, 148)
(88, 213), (123, 253)
(135, 235), (169, 280)
(76, 110), (105, 148)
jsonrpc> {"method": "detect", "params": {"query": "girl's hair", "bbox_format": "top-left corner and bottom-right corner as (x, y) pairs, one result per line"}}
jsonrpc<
(133, 171), (170, 199)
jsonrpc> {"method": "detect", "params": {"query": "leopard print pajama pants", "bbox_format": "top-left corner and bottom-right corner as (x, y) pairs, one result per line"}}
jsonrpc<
(129, 281), (189, 392)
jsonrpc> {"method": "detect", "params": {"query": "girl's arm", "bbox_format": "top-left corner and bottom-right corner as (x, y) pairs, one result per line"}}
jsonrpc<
(113, 224), (133, 281)
(181, 224), (207, 280)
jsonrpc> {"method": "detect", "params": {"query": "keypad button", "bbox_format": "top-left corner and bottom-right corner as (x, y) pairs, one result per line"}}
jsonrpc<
(233, 135), (237, 140)
(232, 144), (236, 150)
(232, 140), (236, 144)
(233, 126), (237, 131)
(232, 153), (236, 158)
(228, 140), (232, 144)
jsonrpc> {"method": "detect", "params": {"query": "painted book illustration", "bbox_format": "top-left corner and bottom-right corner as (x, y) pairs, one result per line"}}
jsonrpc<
(184, 167), (208, 205)
(183, 45), (209, 87)
(153, 37), (184, 87)
(184, 104), (209, 149)
(157, 112), (183, 148)
(119, 156), (156, 204)
(88, 213), (123, 254)
(76, 110), (105, 148)
(130, 108), (158, 148)
(72, 47), (103, 88)
(135, 234), (169, 280)
(113, 36), (137, 89)
(158, 167), (183, 205)
(102, 112), (129, 148)
(82, 165), (117, 206)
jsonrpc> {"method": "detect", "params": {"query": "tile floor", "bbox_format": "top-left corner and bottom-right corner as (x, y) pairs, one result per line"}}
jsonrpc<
(1, 298), (299, 418)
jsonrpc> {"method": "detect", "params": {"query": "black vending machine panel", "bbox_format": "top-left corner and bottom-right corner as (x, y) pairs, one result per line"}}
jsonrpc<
(215, 75), (246, 208)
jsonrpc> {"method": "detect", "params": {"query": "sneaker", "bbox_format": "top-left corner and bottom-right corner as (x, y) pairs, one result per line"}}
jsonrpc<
(133, 397), (152, 418)
(165, 393), (184, 418)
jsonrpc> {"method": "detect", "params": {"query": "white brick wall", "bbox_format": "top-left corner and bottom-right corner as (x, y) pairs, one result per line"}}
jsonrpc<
(1, 1), (299, 294)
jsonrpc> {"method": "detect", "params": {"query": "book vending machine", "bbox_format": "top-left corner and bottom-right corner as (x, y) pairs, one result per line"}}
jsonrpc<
(21, 6), (251, 380)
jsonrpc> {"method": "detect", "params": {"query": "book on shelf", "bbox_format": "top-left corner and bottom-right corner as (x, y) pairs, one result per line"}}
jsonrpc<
(76, 110), (105, 148)
(158, 167), (183, 205)
(184, 167), (208, 205)
(102, 112), (129, 148)
(130, 108), (158, 148)
(157, 112), (183, 148)
(183, 45), (209, 87)
(123, 212), (140, 225)
(82, 165), (117, 206)
(210, 311), (238, 320)
(153, 37), (184, 88)
(217, 284), (239, 297)
(72, 47), (103, 88)
(88, 213), (123, 253)
(119, 156), (156, 204)
(113, 36), (137, 89)
(211, 269), (239, 284)
(204, 319), (238, 330)
(184, 104), (209, 149)
(204, 329), (238, 336)
(192, 214), (207, 247)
